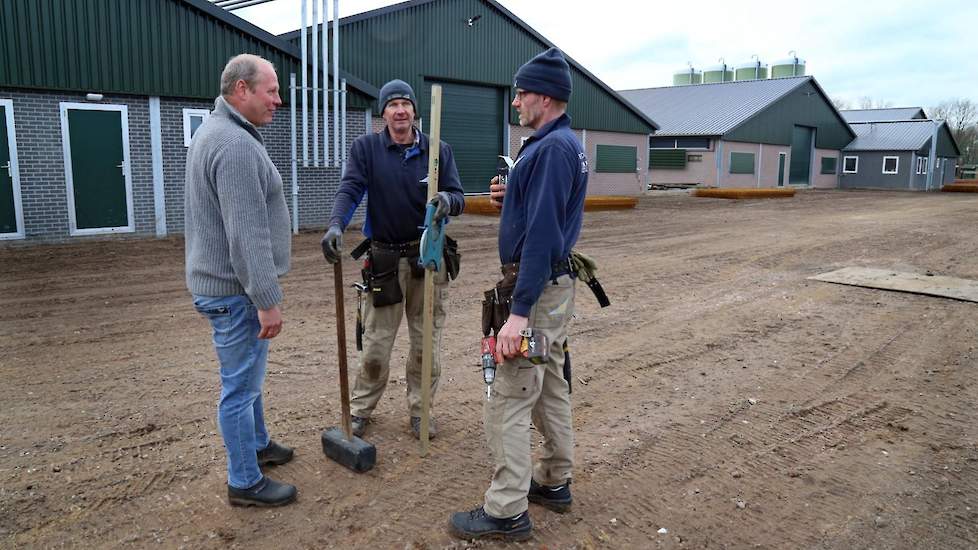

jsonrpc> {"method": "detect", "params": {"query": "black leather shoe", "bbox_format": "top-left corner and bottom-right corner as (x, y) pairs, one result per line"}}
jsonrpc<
(257, 440), (294, 467)
(528, 478), (572, 513)
(410, 416), (437, 439)
(351, 416), (368, 438)
(448, 506), (532, 541)
(227, 477), (297, 507)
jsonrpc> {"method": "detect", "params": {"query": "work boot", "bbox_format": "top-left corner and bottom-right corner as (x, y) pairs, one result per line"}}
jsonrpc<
(410, 416), (437, 439)
(351, 415), (368, 438)
(227, 476), (297, 507)
(528, 478), (572, 513)
(448, 506), (532, 541)
(257, 440), (294, 467)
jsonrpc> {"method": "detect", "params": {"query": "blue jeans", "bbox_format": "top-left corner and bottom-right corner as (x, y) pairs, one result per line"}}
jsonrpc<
(193, 294), (270, 489)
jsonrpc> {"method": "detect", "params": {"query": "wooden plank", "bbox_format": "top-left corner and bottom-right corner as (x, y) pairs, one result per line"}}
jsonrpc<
(808, 267), (978, 303)
(463, 195), (638, 216)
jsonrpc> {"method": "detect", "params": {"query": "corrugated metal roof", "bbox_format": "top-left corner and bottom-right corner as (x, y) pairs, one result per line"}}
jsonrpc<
(844, 120), (936, 151)
(617, 77), (811, 136)
(840, 107), (926, 123)
(0, 0), (377, 103)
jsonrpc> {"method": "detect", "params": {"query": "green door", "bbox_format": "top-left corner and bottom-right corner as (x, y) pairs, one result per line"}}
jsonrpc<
(789, 125), (814, 185)
(422, 81), (504, 194)
(777, 153), (786, 187)
(65, 107), (130, 231)
(0, 103), (17, 235)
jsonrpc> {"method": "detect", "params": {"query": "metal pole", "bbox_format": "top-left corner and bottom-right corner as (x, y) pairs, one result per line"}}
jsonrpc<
(332, 0), (340, 167)
(300, 0), (308, 167)
(322, 0), (329, 165)
(341, 79), (348, 174)
(312, 0), (319, 167)
(290, 74), (299, 234)
(926, 121), (939, 191)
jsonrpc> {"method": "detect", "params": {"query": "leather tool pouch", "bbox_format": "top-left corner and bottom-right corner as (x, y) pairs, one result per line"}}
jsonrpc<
(444, 235), (461, 281)
(368, 248), (403, 307)
(482, 263), (518, 335)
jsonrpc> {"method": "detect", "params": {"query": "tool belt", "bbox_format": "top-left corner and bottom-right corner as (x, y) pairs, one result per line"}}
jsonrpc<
(352, 236), (460, 308)
(481, 251), (609, 335)
(481, 258), (572, 337)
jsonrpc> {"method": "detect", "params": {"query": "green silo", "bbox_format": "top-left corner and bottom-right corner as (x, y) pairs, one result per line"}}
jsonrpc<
(672, 68), (703, 86)
(702, 63), (732, 83)
(734, 61), (768, 81)
(771, 56), (806, 78)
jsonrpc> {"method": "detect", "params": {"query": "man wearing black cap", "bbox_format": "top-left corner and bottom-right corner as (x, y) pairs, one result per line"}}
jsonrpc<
(320, 79), (464, 440)
(450, 47), (588, 541)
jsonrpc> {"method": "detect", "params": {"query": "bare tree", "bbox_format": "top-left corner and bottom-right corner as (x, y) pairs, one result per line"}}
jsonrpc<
(858, 96), (893, 109)
(931, 98), (978, 167)
(831, 97), (851, 111)
(930, 98), (977, 133)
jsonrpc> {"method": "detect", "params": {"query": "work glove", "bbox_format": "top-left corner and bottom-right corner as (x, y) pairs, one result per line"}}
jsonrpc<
(320, 224), (343, 264)
(428, 191), (452, 223)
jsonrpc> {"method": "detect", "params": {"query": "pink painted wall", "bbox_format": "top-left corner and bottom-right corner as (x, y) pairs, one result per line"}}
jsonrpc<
(508, 125), (647, 196)
(649, 141), (716, 187)
(812, 148), (840, 189)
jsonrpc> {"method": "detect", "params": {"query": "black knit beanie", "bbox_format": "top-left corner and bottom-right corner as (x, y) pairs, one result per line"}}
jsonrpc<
(378, 79), (417, 112)
(513, 47), (572, 102)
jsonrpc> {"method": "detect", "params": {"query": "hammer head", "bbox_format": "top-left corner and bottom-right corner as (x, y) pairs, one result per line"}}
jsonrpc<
(321, 427), (377, 473)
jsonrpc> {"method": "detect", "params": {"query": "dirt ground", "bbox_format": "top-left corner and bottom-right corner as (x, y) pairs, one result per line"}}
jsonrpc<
(2, 190), (978, 549)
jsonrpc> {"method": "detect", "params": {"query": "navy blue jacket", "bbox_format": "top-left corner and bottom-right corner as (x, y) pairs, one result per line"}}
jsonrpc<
(329, 127), (464, 243)
(498, 113), (588, 316)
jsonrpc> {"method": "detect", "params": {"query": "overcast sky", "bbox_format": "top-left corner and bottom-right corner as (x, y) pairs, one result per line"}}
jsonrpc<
(233, 0), (977, 112)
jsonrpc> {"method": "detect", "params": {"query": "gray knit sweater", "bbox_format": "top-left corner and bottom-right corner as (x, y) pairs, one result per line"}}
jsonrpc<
(184, 96), (290, 310)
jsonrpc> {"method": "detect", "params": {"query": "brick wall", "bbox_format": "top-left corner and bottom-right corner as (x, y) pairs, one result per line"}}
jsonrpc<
(0, 89), (156, 241)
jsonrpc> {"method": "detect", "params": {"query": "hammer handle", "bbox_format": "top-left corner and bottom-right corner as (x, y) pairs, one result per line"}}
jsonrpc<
(334, 260), (352, 440)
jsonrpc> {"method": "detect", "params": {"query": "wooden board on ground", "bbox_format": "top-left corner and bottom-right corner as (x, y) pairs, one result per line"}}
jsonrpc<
(464, 195), (637, 216)
(942, 182), (978, 192)
(809, 267), (978, 303)
(693, 188), (795, 199)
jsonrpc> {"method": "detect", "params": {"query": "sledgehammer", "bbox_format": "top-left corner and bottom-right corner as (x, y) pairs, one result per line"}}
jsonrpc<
(321, 260), (376, 472)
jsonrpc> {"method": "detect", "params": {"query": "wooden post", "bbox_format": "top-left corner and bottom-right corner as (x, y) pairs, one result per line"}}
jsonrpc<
(419, 84), (442, 456)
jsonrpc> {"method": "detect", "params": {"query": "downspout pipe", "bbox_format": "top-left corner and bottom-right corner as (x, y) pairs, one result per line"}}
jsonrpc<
(332, 0), (340, 167)
(322, 0), (329, 165)
(290, 73), (299, 234)
(300, 0), (308, 167)
(926, 121), (939, 191)
(312, 0), (319, 166)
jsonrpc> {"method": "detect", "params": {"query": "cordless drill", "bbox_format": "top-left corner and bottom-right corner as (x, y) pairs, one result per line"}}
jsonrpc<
(481, 335), (497, 399)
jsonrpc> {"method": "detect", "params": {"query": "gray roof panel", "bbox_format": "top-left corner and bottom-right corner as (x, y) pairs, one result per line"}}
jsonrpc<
(840, 107), (926, 122)
(618, 77), (811, 136)
(844, 120), (936, 151)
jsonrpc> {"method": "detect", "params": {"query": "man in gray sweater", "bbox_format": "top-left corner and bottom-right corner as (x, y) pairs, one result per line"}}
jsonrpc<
(185, 54), (296, 507)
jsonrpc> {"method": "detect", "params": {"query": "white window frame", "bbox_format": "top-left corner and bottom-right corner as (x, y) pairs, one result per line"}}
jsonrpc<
(915, 156), (927, 175)
(882, 156), (899, 175)
(59, 102), (135, 236)
(0, 98), (25, 240)
(183, 108), (210, 147)
(842, 155), (858, 174)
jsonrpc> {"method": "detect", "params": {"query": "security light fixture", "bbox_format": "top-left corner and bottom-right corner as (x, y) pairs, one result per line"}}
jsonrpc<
(466, 14), (481, 26)
(85, 93), (104, 101)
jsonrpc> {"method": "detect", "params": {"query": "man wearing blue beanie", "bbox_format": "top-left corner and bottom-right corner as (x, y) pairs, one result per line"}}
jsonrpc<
(321, 78), (465, 441)
(450, 47), (588, 541)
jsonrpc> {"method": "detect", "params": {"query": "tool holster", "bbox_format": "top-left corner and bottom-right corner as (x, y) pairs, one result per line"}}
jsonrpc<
(481, 263), (518, 337)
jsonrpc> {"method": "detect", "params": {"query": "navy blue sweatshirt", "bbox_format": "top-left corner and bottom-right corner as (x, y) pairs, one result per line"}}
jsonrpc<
(329, 127), (464, 243)
(498, 113), (588, 316)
